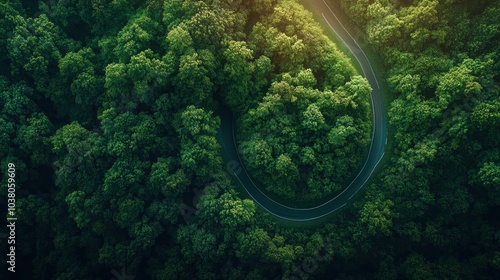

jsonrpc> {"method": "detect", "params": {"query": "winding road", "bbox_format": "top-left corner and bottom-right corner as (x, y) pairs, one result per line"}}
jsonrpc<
(217, 0), (387, 221)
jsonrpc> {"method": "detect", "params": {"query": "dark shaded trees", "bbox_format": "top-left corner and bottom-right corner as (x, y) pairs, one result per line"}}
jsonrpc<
(3, 0), (500, 279)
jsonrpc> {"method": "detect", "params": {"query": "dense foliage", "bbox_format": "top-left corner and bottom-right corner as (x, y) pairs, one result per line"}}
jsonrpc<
(0, 0), (365, 279)
(238, 74), (370, 201)
(0, 0), (499, 279)
(336, 0), (500, 278)
(234, 0), (371, 202)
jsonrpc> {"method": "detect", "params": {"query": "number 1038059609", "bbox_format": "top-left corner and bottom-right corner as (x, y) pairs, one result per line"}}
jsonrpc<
(7, 163), (16, 217)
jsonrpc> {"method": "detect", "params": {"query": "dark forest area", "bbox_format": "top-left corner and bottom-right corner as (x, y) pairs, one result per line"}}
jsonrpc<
(0, 0), (499, 279)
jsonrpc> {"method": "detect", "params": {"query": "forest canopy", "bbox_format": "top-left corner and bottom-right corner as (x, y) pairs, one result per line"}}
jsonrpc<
(0, 0), (499, 279)
(1, 0), (369, 279)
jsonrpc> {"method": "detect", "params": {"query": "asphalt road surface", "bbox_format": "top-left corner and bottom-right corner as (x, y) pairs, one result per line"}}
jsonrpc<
(217, 0), (387, 221)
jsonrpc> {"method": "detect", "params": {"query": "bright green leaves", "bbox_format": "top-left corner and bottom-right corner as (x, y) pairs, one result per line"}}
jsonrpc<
(223, 41), (254, 77)
(196, 181), (256, 229)
(175, 106), (222, 181)
(221, 40), (256, 111)
(179, 134), (220, 178)
(59, 47), (95, 79)
(302, 104), (325, 130)
(250, 23), (304, 73)
(239, 75), (371, 202)
(471, 98), (500, 131)
(128, 50), (170, 96)
(104, 49), (172, 110)
(365, 0), (446, 52)
(148, 157), (190, 198)
(360, 189), (395, 237)
(184, 9), (229, 50)
(166, 24), (194, 56)
(275, 153), (299, 180)
(178, 183), (257, 269)
(435, 61), (483, 108)
(51, 121), (99, 162)
(218, 193), (256, 229)
(300, 146), (316, 165)
(104, 62), (128, 98)
(295, 69), (317, 88)
(240, 139), (273, 169)
(327, 116), (356, 148)
(0, 0), (376, 279)
(235, 228), (271, 260)
(341, 0), (371, 26)
(341, 75), (372, 116)
(8, 14), (77, 94)
(400, 0), (445, 48)
(176, 105), (219, 138)
(264, 236), (297, 269)
(247, 0), (354, 88)
(174, 51), (215, 107)
(114, 11), (161, 63)
(367, 13), (403, 48)
(52, 108), (170, 272)
(8, 14), (59, 75)
(100, 108), (162, 159)
(478, 162), (500, 205)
